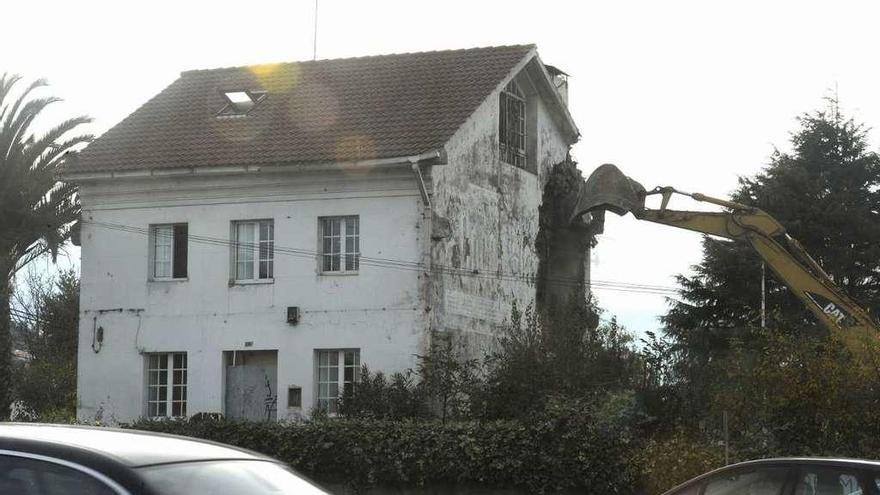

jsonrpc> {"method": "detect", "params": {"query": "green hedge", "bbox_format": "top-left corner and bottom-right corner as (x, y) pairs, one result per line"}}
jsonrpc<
(126, 416), (637, 493)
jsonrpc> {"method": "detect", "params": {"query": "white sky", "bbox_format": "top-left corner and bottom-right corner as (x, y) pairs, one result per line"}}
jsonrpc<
(5, 0), (880, 336)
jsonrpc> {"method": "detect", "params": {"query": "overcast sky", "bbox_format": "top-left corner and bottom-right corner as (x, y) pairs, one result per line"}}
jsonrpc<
(5, 0), (880, 336)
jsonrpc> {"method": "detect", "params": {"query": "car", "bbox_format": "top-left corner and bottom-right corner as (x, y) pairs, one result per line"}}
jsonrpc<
(0, 423), (329, 494)
(662, 457), (880, 495)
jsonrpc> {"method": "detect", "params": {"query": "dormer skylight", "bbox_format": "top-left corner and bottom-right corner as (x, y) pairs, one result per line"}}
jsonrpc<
(217, 90), (267, 117)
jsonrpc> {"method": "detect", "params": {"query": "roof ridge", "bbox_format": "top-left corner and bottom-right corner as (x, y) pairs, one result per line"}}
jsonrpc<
(180, 44), (536, 75)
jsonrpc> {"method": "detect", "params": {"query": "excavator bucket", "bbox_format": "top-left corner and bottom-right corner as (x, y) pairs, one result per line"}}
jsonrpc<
(571, 163), (647, 222)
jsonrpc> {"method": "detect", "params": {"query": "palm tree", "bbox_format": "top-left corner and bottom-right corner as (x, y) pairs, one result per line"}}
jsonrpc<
(0, 74), (92, 417)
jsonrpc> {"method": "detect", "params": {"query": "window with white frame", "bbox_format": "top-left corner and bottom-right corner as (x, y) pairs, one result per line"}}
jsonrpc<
(315, 349), (360, 414)
(319, 216), (359, 273)
(146, 352), (187, 418)
(150, 224), (188, 279)
(499, 80), (526, 169)
(232, 220), (274, 281)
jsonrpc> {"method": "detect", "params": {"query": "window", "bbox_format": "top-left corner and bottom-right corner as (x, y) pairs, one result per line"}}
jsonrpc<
(288, 386), (302, 408)
(795, 467), (865, 495)
(0, 455), (117, 495)
(315, 349), (360, 414)
(217, 90), (267, 117)
(319, 216), (359, 273)
(499, 80), (526, 168)
(703, 467), (789, 495)
(150, 224), (188, 279)
(232, 220), (274, 281)
(147, 352), (187, 418)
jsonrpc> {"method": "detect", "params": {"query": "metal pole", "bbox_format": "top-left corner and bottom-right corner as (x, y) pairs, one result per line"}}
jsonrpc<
(723, 410), (729, 465)
(313, 0), (319, 61)
(761, 262), (766, 328)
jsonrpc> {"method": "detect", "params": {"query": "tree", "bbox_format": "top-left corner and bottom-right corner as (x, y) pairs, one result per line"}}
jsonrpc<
(658, 100), (880, 429)
(417, 336), (479, 423)
(477, 300), (642, 420)
(664, 99), (880, 356)
(0, 74), (91, 417)
(11, 269), (79, 420)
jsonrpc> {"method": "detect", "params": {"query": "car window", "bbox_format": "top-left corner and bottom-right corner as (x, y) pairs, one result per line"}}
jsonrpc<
(139, 460), (327, 494)
(703, 467), (789, 495)
(0, 454), (117, 495)
(795, 467), (865, 495)
(668, 482), (702, 495)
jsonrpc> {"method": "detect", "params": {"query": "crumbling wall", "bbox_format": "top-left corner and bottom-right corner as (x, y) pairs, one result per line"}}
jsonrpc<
(427, 69), (574, 357)
(534, 156), (601, 311)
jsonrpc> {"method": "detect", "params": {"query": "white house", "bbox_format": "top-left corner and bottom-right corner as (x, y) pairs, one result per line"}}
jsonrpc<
(63, 44), (580, 423)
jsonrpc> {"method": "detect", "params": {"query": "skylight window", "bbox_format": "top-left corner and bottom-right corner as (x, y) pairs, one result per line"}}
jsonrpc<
(217, 90), (267, 117)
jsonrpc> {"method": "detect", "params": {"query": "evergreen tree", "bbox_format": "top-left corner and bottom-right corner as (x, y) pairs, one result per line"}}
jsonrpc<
(665, 99), (880, 358)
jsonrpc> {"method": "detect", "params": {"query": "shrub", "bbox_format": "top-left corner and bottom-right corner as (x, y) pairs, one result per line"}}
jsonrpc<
(633, 430), (725, 494)
(126, 403), (639, 493)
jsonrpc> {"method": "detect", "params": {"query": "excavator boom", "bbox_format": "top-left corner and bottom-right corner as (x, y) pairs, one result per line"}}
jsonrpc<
(575, 164), (877, 337)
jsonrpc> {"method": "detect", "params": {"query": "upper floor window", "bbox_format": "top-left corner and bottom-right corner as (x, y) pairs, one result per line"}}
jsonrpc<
(232, 220), (274, 281)
(499, 80), (526, 169)
(320, 216), (359, 273)
(150, 224), (188, 280)
(146, 352), (187, 418)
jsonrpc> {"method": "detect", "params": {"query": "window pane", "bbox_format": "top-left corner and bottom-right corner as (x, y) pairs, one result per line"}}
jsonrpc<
(705, 468), (788, 495)
(173, 225), (188, 279)
(797, 469), (864, 495)
(235, 223), (255, 280)
(153, 225), (173, 278)
(329, 352), (338, 366)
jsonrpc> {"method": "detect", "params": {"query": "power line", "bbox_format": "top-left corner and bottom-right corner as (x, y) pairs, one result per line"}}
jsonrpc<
(82, 220), (681, 296)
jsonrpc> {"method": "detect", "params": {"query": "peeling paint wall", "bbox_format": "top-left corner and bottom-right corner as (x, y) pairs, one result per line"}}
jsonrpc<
(428, 62), (576, 354)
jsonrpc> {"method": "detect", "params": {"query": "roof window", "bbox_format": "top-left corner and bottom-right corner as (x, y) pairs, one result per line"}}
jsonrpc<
(217, 90), (267, 117)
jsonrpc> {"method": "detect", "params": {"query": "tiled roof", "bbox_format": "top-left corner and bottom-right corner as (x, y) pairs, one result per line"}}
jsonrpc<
(71, 45), (537, 173)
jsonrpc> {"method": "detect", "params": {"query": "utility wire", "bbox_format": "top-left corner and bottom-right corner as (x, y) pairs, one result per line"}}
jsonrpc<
(82, 220), (681, 296)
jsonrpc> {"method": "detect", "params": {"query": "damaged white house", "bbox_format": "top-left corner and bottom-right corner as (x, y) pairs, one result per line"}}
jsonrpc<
(63, 44), (581, 422)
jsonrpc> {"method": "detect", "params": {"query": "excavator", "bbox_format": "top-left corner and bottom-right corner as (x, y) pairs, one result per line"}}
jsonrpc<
(571, 164), (878, 339)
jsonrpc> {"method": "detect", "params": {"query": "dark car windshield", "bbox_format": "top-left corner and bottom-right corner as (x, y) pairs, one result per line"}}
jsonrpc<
(139, 460), (326, 494)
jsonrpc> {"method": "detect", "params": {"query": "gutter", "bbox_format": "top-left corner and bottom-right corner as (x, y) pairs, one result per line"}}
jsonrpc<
(60, 149), (447, 182)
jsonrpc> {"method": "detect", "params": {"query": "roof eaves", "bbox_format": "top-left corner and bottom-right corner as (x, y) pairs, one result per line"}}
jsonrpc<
(528, 54), (580, 142)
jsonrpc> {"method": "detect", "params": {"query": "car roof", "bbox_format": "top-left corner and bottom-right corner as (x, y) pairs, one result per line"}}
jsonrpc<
(0, 423), (269, 467)
(727, 457), (880, 470)
(662, 457), (880, 495)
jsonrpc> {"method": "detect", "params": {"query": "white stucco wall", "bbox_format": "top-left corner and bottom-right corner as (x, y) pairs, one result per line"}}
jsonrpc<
(76, 167), (428, 422)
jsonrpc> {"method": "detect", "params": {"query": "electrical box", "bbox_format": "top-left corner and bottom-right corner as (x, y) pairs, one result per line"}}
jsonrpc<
(288, 386), (302, 408)
(287, 306), (300, 325)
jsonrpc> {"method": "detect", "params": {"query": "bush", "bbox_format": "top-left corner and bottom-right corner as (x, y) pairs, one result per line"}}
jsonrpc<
(126, 402), (639, 493)
(338, 366), (429, 420)
(633, 430), (725, 494)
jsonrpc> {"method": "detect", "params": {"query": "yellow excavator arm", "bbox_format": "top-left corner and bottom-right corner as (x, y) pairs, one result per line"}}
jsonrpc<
(573, 164), (878, 336)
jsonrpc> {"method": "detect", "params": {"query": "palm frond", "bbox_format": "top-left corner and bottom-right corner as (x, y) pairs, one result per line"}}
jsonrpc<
(0, 75), (90, 280)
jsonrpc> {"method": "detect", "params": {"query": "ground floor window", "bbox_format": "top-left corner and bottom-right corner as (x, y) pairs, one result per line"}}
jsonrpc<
(315, 349), (360, 413)
(146, 352), (187, 417)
